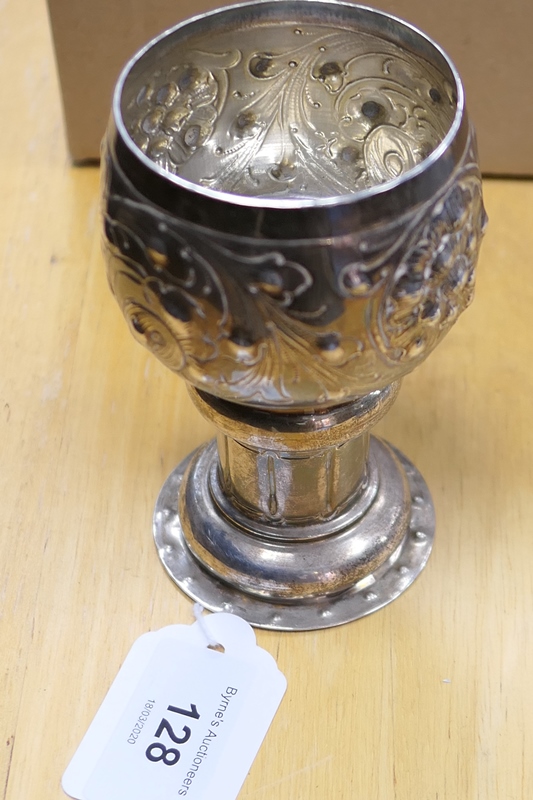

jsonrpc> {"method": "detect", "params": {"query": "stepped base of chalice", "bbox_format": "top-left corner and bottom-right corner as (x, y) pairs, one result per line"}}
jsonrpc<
(103, 1), (485, 629)
(154, 385), (435, 630)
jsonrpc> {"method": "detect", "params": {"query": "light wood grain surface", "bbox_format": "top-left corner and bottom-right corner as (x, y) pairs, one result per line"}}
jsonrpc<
(2, 1), (532, 798)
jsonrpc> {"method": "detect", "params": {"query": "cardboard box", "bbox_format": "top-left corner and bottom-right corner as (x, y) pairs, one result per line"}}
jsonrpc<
(47, 0), (532, 174)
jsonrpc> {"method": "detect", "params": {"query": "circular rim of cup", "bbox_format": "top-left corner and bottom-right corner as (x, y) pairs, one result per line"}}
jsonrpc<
(112, 0), (466, 212)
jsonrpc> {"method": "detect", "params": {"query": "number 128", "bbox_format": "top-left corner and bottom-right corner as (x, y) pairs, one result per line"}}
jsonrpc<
(145, 703), (200, 766)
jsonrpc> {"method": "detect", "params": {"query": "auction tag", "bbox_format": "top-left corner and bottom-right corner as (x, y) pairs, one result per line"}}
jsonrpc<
(62, 611), (286, 800)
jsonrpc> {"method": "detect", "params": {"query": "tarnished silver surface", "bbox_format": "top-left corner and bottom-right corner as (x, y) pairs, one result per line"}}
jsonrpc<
(154, 436), (435, 630)
(102, 1), (486, 628)
(103, 128), (484, 407)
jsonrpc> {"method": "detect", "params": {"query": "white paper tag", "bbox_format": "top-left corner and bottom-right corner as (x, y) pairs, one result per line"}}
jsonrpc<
(63, 612), (286, 800)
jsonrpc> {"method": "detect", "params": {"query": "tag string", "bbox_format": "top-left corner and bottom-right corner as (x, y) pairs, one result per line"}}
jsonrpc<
(193, 603), (225, 652)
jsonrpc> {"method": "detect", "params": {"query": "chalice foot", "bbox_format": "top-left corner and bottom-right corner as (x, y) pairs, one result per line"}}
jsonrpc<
(154, 387), (434, 630)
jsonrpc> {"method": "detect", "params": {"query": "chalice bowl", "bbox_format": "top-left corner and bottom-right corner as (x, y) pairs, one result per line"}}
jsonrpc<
(102, 0), (486, 629)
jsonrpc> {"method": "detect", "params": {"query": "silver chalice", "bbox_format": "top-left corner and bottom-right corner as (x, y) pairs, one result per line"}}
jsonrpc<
(102, 0), (486, 629)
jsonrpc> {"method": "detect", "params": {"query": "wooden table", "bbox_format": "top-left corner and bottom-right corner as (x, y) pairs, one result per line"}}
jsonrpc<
(2, 2), (532, 797)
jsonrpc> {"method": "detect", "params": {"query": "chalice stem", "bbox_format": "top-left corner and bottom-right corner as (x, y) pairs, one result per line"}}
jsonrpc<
(189, 384), (399, 525)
